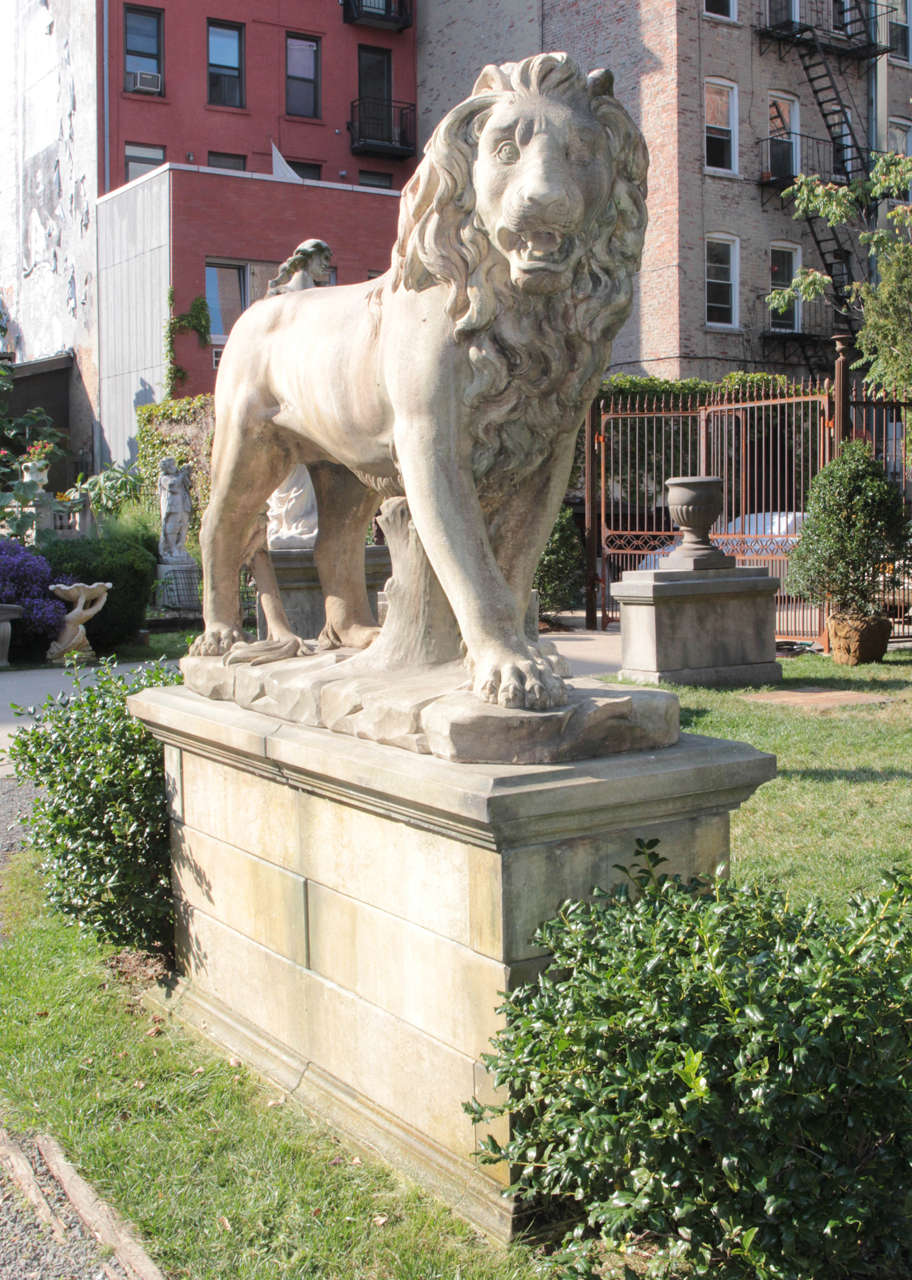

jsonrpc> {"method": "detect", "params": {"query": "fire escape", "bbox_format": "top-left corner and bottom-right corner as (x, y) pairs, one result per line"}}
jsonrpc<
(756, 1), (893, 366)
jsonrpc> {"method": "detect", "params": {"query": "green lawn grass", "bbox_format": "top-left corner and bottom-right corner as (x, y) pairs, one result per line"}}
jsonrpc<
(668, 648), (912, 912)
(0, 874), (542, 1280)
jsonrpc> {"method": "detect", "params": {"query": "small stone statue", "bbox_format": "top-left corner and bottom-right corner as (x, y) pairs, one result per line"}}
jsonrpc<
(158, 457), (194, 564)
(266, 238), (333, 295)
(265, 239), (333, 549)
(46, 581), (112, 663)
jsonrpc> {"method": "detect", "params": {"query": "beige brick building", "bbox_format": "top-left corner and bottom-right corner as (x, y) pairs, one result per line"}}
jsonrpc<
(417, 1), (912, 379)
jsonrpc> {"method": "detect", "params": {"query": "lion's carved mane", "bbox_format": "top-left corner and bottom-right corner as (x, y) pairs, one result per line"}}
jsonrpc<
(387, 53), (648, 489)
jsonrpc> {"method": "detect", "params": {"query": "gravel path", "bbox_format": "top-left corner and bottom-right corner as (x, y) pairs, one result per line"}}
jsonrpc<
(0, 1136), (131, 1280)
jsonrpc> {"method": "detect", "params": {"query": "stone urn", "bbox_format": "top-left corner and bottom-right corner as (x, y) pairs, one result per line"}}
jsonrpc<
(21, 460), (49, 488)
(827, 613), (892, 665)
(662, 475), (735, 570)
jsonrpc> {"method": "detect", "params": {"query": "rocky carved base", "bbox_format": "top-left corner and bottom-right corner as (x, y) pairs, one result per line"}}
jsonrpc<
(180, 653), (679, 765)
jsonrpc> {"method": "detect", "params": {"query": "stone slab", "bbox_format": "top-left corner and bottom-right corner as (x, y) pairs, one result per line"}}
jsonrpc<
(258, 545), (392, 643)
(181, 654), (679, 764)
(621, 662), (784, 688)
(742, 687), (891, 709)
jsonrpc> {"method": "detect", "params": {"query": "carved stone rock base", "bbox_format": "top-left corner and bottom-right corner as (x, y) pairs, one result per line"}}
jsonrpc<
(180, 654), (679, 764)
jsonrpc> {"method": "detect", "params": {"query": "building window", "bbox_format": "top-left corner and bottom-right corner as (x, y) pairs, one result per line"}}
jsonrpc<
(208, 22), (244, 108)
(125, 142), (165, 181)
(704, 0), (735, 18)
(357, 46), (393, 143)
(205, 262), (248, 339)
(888, 117), (912, 157)
(892, 0), (910, 59)
(768, 93), (799, 180)
(888, 119), (912, 198)
(358, 169), (393, 188)
(124, 7), (163, 92)
(286, 35), (320, 117)
(705, 80), (737, 173)
(706, 236), (738, 327)
(207, 151), (246, 170)
(290, 160), (322, 180)
(770, 244), (800, 331)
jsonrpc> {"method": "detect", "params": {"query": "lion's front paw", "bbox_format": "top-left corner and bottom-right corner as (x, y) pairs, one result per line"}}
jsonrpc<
(189, 625), (250, 657)
(472, 644), (569, 711)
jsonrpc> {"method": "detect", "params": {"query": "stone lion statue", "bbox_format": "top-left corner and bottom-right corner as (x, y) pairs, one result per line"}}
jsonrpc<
(191, 52), (647, 710)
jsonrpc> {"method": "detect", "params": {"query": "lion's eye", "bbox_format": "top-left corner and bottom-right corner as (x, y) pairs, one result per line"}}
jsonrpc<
(495, 141), (520, 164)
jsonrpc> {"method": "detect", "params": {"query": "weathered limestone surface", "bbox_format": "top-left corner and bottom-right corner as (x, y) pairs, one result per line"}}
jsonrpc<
(182, 653), (680, 764)
(131, 685), (776, 1240)
(610, 567), (783, 687)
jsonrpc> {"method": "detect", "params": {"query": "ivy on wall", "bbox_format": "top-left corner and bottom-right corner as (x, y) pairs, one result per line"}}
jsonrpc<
(162, 289), (211, 400)
(136, 394), (214, 533)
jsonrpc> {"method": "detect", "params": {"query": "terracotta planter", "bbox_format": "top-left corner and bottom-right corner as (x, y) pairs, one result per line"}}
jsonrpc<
(827, 613), (892, 665)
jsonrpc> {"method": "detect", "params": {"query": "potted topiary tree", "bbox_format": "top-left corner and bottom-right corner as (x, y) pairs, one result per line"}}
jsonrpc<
(788, 439), (911, 664)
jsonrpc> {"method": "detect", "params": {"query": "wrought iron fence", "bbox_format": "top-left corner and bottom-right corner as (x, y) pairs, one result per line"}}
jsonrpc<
(591, 376), (912, 642)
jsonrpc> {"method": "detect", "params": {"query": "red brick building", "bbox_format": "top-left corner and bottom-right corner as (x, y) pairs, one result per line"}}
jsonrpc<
(1, 0), (417, 466)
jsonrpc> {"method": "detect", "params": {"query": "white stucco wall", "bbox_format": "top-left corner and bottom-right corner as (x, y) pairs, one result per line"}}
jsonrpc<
(0, 0), (100, 469)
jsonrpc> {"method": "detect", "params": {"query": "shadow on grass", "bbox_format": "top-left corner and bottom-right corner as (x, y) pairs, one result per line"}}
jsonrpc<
(777, 766), (912, 783)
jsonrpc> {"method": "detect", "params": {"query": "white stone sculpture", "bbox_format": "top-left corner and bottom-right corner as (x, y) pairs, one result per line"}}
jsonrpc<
(266, 238), (332, 295)
(46, 581), (112, 662)
(158, 457), (194, 564)
(190, 53), (648, 714)
(265, 239), (333, 550)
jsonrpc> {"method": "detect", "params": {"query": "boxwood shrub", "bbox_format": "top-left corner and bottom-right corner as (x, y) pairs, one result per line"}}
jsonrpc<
(37, 529), (156, 650)
(10, 658), (182, 948)
(469, 851), (912, 1279)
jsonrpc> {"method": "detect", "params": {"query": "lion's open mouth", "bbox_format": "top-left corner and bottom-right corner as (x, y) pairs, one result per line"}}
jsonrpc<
(500, 228), (574, 272)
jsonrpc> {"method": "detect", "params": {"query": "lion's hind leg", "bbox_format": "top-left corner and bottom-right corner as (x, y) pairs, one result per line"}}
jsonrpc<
(310, 463), (381, 651)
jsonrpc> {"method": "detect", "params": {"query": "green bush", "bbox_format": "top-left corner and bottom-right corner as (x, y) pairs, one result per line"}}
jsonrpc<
(100, 500), (161, 560)
(533, 505), (585, 618)
(787, 439), (911, 618)
(37, 529), (156, 649)
(9, 658), (182, 948)
(469, 851), (912, 1279)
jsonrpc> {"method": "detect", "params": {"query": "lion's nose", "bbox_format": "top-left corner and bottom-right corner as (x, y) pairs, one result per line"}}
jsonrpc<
(513, 175), (579, 228)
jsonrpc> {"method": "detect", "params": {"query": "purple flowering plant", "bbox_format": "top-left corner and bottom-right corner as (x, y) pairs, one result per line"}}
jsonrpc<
(0, 538), (67, 660)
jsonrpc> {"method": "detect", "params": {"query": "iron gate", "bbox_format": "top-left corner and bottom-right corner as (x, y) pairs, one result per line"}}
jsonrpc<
(590, 377), (912, 642)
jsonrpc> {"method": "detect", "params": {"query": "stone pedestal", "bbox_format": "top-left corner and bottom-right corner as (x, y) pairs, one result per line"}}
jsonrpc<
(610, 566), (782, 687)
(156, 562), (202, 612)
(0, 604), (22, 667)
(257, 545), (392, 642)
(129, 686), (775, 1240)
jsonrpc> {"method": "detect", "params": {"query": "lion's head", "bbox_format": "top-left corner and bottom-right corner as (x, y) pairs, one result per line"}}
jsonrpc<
(389, 53), (648, 484)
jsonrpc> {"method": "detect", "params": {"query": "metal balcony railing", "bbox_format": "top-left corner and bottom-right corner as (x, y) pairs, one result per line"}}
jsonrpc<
(760, 0), (895, 55)
(758, 132), (879, 184)
(349, 98), (417, 157)
(342, 0), (412, 30)
(755, 292), (836, 339)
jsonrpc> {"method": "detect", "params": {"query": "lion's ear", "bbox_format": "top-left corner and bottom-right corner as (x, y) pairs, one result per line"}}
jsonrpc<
(587, 67), (615, 100)
(472, 63), (512, 96)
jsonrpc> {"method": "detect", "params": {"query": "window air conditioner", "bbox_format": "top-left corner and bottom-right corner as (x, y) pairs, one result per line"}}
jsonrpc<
(126, 71), (162, 93)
